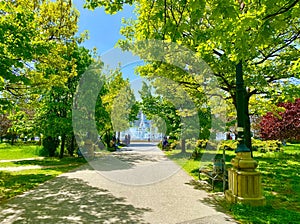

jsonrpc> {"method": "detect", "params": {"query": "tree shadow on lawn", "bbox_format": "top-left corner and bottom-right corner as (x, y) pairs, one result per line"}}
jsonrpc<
(0, 175), (151, 223)
(12, 157), (86, 167)
(255, 152), (300, 211)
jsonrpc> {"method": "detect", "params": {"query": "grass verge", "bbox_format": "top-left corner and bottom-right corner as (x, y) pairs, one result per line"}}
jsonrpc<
(0, 144), (87, 203)
(0, 144), (43, 160)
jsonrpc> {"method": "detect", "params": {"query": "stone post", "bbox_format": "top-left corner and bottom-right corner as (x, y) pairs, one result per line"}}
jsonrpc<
(225, 152), (266, 206)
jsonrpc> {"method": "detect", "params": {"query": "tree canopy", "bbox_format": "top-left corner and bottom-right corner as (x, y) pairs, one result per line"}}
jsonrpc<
(85, 0), (300, 148)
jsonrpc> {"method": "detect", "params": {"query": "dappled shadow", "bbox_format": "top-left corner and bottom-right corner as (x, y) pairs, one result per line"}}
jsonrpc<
(185, 180), (232, 216)
(12, 158), (86, 167)
(198, 193), (229, 213)
(167, 152), (192, 160)
(190, 181), (230, 215)
(0, 176), (151, 223)
(0, 171), (55, 203)
(254, 152), (300, 211)
(90, 152), (168, 172)
(113, 152), (166, 164)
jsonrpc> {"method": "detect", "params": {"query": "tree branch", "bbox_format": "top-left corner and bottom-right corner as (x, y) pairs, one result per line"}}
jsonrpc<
(254, 30), (300, 65)
(263, 0), (300, 20)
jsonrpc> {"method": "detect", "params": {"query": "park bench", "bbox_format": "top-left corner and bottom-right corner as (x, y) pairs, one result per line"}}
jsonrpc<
(199, 150), (228, 191)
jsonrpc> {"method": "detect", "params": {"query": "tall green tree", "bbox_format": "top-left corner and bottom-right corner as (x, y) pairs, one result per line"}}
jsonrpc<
(1, 0), (92, 155)
(139, 81), (181, 139)
(37, 46), (94, 157)
(100, 71), (139, 142)
(1, 0), (80, 106)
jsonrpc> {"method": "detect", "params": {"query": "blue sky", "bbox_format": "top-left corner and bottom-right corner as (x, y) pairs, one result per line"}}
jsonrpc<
(74, 1), (143, 81)
(74, 0), (135, 54)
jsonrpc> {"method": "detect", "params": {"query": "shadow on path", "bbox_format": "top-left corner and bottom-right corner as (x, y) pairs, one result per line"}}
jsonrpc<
(0, 176), (151, 224)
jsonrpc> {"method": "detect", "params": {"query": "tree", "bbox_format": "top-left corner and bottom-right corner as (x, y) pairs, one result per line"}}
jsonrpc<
(100, 71), (139, 143)
(85, 0), (300, 153)
(1, 0), (83, 148)
(36, 46), (94, 157)
(0, 0), (80, 108)
(0, 114), (11, 142)
(260, 98), (300, 141)
(139, 81), (181, 139)
(0, 0), (93, 156)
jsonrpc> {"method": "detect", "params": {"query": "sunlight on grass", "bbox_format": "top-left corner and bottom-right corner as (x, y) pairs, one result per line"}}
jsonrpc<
(0, 144), (87, 203)
(0, 162), (86, 203)
(0, 144), (43, 160)
(163, 143), (300, 224)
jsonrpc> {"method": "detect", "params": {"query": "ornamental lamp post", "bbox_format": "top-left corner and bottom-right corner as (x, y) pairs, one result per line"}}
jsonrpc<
(225, 60), (266, 206)
(235, 60), (251, 154)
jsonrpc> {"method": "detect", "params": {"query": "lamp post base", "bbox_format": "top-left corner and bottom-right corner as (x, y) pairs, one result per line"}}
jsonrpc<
(225, 189), (266, 206)
(225, 152), (266, 206)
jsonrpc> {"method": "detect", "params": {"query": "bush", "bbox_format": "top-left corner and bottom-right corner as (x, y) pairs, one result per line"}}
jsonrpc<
(252, 138), (282, 153)
(191, 140), (217, 159)
(195, 139), (208, 149)
(218, 140), (238, 151)
(191, 147), (202, 159)
(157, 139), (178, 151)
(169, 139), (178, 150)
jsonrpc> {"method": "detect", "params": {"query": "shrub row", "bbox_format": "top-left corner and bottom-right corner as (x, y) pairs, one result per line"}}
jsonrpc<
(159, 138), (283, 156)
(217, 139), (282, 153)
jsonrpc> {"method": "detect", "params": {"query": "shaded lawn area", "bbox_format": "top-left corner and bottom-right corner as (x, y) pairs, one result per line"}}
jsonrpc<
(164, 143), (300, 224)
(0, 157), (85, 167)
(0, 158), (87, 203)
(0, 143), (88, 203)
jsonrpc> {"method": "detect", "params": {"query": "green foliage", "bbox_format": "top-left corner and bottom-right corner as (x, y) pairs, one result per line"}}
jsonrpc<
(195, 139), (209, 149)
(91, 0), (300, 156)
(157, 139), (178, 151)
(218, 140), (238, 151)
(0, 1), (94, 155)
(252, 139), (282, 153)
(138, 81), (181, 138)
(84, 0), (134, 13)
(216, 139), (282, 153)
(42, 136), (60, 157)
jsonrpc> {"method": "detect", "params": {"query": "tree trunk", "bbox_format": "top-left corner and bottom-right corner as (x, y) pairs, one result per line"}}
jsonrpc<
(11, 134), (15, 145)
(244, 94), (253, 157)
(70, 134), (75, 156)
(59, 134), (65, 159)
(117, 131), (120, 143)
(106, 130), (110, 147)
(181, 138), (186, 153)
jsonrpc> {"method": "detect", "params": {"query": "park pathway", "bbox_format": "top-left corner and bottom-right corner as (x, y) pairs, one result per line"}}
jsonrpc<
(0, 142), (238, 224)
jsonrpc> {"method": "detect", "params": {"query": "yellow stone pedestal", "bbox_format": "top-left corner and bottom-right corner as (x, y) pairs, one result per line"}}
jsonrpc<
(225, 152), (266, 206)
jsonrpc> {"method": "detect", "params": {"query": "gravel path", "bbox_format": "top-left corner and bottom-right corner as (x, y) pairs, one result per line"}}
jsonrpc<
(0, 142), (238, 224)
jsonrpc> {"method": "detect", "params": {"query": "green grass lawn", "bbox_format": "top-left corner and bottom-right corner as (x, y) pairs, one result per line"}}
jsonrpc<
(164, 143), (300, 224)
(0, 143), (87, 203)
(0, 143), (43, 160)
